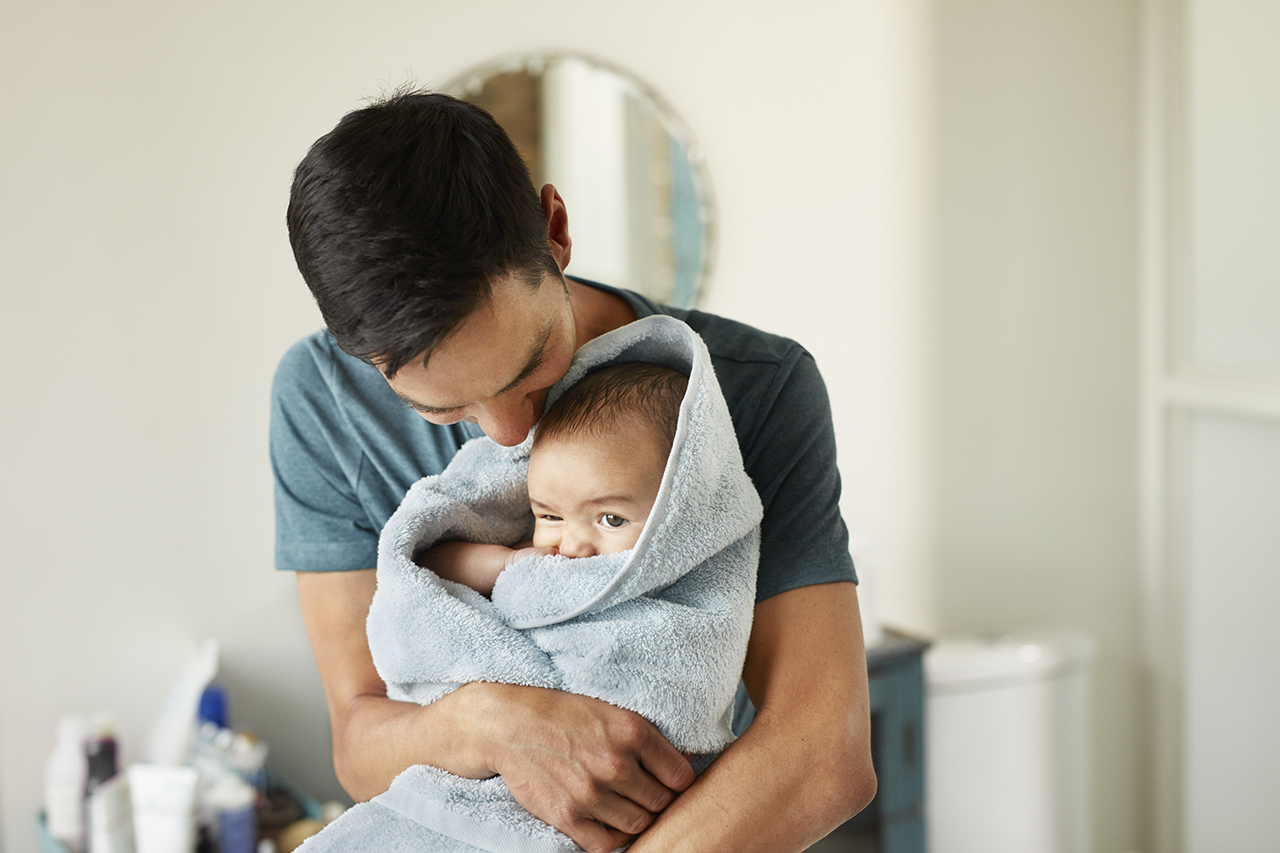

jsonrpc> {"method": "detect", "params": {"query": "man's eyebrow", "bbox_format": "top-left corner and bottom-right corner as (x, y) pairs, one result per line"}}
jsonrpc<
(493, 321), (553, 397)
(396, 320), (554, 415)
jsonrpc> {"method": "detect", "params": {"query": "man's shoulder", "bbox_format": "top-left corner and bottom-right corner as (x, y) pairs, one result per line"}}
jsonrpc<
(585, 278), (809, 370)
(274, 329), (338, 388)
(270, 327), (445, 457)
(273, 329), (387, 404)
(652, 306), (827, 452)
(270, 329), (477, 485)
(653, 306), (815, 406)
(676, 308), (809, 371)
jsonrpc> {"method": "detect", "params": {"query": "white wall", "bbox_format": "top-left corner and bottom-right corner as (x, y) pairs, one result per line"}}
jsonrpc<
(0, 1), (1145, 851)
(1174, 1), (1280, 848)
(928, 2), (1143, 850)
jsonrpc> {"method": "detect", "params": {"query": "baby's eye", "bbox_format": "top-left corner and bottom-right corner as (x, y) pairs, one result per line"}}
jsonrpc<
(601, 514), (629, 529)
(538, 513), (563, 522)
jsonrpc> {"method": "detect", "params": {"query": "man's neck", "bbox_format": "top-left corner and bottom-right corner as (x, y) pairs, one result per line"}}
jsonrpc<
(567, 277), (638, 350)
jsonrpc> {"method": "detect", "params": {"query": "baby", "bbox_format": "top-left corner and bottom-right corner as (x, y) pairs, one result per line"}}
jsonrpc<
(422, 361), (688, 594)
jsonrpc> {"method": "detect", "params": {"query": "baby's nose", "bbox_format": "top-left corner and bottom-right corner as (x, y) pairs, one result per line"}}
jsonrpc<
(558, 530), (597, 559)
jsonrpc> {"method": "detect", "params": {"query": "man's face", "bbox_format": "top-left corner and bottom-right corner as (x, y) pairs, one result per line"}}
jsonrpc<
(382, 272), (577, 446)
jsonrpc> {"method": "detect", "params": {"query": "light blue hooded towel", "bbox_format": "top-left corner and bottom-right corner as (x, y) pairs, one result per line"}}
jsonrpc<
(302, 316), (762, 853)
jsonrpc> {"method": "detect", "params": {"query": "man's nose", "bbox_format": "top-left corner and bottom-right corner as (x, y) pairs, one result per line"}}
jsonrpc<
(475, 394), (537, 447)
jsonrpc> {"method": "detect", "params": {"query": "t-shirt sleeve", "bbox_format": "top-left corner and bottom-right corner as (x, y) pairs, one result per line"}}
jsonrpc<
(270, 339), (380, 573)
(734, 348), (858, 600)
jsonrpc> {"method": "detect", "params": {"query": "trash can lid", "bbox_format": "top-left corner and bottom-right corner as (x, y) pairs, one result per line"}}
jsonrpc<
(925, 633), (1094, 693)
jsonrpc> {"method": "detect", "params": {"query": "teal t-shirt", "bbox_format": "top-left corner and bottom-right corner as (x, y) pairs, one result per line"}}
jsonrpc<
(270, 281), (856, 600)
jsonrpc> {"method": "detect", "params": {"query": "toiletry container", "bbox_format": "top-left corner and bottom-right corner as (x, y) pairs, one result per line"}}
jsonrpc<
(924, 634), (1093, 853)
(45, 716), (88, 851)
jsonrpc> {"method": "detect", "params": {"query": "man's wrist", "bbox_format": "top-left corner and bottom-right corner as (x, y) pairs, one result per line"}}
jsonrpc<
(437, 682), (506, 778)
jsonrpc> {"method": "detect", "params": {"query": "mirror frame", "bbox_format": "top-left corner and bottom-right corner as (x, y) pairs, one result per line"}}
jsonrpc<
(443, 51), (717, 308)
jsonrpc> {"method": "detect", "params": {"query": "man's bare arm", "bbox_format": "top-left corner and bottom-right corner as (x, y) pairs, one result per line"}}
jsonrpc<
(628, 582), (876, 852)
(295, 569), (694, 853)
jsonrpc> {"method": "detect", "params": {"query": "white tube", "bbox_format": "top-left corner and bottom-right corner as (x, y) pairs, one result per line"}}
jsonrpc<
(127, 764), (199, 853)
(87, 773), (135, 853)
(45, 715), (87, 849)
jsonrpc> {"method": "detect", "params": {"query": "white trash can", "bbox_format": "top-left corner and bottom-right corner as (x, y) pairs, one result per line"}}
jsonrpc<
(925, 634), (1093, 853)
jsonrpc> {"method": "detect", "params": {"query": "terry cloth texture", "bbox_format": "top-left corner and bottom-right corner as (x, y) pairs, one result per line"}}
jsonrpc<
(300, 315), (762, 853)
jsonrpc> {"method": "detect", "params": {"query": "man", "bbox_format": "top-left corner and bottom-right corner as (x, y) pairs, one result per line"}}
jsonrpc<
(273, 91), (875, 852)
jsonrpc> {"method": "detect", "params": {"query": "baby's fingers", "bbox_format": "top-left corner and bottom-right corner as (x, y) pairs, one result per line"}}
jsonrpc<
(505, 545), (559, 566)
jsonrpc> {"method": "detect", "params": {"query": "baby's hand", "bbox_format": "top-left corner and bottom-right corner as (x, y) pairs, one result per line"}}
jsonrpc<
(505, 543), (559, 567)
(421, 541), (558, 596)
(419, 541), (525, 597)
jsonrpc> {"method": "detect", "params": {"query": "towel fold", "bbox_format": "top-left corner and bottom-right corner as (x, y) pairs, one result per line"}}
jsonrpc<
(301, 315), (762, 853)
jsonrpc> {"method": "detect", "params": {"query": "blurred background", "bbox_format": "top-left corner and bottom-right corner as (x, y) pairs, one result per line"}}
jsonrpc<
(3, 1), (1276, 851)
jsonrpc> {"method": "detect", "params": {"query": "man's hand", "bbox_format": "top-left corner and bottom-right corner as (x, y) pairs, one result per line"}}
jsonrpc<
(467, 683), (694, 853)
(296, 569), (692, 853)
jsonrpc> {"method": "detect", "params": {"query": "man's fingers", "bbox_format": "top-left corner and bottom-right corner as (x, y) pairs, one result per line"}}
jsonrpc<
(523, 792), (643, 853)
(560, 819), (633, 853)
(636, 730), (696, 795)
(484, 687), (692, 843)
(584, 788), (658, 837)
(586, 709), (691, 813)
(602, 757), (678, 815)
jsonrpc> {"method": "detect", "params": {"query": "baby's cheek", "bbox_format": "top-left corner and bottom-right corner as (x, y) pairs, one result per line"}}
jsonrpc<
(599, 526), (645, 556)
(530, 523), (556, 549)
(621, 528), (644, 551)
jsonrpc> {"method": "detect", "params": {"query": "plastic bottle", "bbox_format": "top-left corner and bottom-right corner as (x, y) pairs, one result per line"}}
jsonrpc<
(206, 774), (257, 853)
(197, 684), (228, 729)
(84, 713), (120, 853)
(45, 715), (87, 851)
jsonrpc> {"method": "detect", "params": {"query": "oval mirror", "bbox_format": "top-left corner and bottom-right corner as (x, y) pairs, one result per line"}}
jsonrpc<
(444, 52), (715, 309)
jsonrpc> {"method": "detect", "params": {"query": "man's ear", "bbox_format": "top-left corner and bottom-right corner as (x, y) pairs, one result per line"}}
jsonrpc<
(540, 183), (572, 272)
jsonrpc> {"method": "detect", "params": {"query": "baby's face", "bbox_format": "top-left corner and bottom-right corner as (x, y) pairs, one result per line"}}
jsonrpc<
(527, 425), (667, 558)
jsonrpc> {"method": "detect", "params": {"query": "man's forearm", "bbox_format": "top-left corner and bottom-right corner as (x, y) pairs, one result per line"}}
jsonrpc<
(297, 569), (492, 799)
(629, 583), (876, 852)
(330, 686), (493, 801)
(626, 697), (874, 852)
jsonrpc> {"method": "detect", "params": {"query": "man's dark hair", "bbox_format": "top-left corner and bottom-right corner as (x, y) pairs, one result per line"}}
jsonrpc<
(286, 90), (560, 376)
(535, 362), (689, 454)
